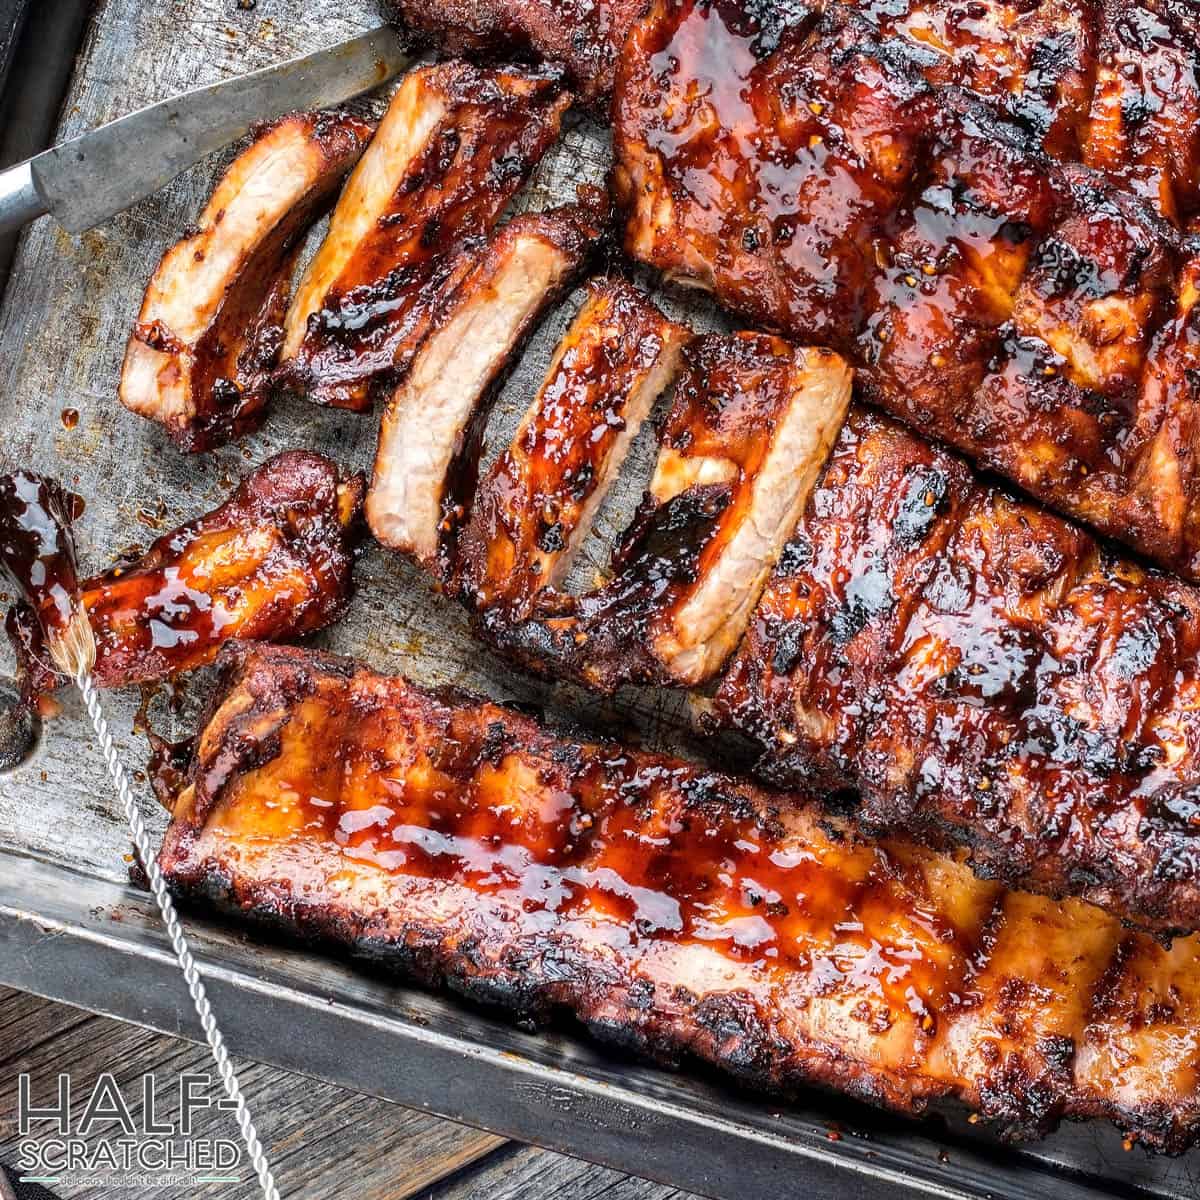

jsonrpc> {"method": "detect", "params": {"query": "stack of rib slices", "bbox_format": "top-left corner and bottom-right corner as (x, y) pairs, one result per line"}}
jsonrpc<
(86, 0), (1200, 1156)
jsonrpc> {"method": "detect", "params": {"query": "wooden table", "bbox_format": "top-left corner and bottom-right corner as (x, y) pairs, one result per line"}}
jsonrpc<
(0, 987), (700, 1200)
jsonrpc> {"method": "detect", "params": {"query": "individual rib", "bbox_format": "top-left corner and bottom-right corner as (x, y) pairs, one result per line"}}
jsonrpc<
(6, 453), (363, 697)
(119, 112), (372, 451)
(158, 643), (1200, 1154)
(612, 0), (1200, 578)
(366, 206), (597, 574)
(709, 406), (1200, 935)
(484, 333), (852, 690)
(278, 62), (571, 410)
(455, 276), (690, 617)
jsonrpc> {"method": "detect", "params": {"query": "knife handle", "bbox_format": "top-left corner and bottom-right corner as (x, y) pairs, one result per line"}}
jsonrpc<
(0, 161), (48, 234)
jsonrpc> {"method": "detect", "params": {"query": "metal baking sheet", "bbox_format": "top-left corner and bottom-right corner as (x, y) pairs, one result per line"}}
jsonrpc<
(0, 3), (1198, 1198)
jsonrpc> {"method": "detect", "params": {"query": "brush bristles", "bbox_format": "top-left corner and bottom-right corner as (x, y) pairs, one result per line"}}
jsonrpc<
(48, 605), (97, 678)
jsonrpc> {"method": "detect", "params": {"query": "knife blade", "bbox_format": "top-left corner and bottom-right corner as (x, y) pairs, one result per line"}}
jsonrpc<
(0, 25), (410, 236)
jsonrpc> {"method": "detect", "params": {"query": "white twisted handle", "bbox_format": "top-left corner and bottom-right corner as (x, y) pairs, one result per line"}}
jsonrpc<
(76, 668), (280, 1200)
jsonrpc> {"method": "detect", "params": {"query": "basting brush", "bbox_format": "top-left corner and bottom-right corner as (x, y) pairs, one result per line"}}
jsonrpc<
(0, 470), (280, 1200)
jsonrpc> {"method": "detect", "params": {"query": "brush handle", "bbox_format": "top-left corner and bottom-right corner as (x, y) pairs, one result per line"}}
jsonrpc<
(76, 669), (280, 1200)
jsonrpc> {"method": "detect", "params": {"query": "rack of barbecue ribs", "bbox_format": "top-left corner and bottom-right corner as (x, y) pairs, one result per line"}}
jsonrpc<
(614, 1), (1200, 578)
(277, 61), (572, 411)
(706, 406), (1200, 935)
(385, 0), (1200, 582)
(367, 205), (603, 571)
(6, 453), (363, 699)
(392, 0), (1200, 229)
(119, 112), (374, 451)
(157, 642), (1200, 1153)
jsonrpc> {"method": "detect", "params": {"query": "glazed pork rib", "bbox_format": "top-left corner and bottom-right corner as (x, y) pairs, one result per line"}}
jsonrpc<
(278, 62), (571, 410)
(456, 276), (691, 617)
(367, 205), (598, 573)
(6, 453), (363, 697)
(614, 0), (1200, 579)
(477, 332), (852, 690)
(119, 112), (373, 451)
(709, 407), (1200, 935)
(159, 643), (1200, 1153)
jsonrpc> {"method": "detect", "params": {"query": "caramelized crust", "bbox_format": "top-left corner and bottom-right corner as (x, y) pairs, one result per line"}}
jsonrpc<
(6, 453), (364, 696)
(479, 333), (852, 689)
(710, 408), (1200, 934)
(385, 0), (646, 105)
(613, 0), (1200, 578)
(279, 62), (571, 410)
(456, 277), (690, 616)
(367, 206), (598, 573)
(159, 643), (1200, 1152)
(119, 112), (372, 450)
(1081, 0), (1200, 228)
(845, 0), (1200, 227)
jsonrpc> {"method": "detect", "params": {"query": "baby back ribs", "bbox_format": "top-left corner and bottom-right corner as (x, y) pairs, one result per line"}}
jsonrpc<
(710, 407), (1200, 935)
(367, 205), (599, 573)
(6, 453), (363, 697)
(278, 62), (572, 410)
(119, 112), (373, 451)
(613, 0), (1200, 579)
(466, 330), (852, 690)
(158, 642), (1200, 1153)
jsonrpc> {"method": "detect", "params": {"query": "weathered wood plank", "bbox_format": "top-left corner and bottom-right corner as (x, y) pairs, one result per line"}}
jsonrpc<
(0, 987), (507, 1199)
(432, 1143), (706, 1200)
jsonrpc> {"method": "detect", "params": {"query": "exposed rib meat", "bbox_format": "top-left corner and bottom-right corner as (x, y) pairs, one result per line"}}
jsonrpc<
(119, 112), (372, 451)
(612, 0), (1200, 579)
(709, 407), (1200, 935)
(367, 206), (597, 573)
(479, 333), (852, 689)
(384, 0), (646, 105)
(158, 642), (1200, 1153)
(6, 453), (363, 698)
(456, 277), (691, 617)
(278, 62), (571, 411)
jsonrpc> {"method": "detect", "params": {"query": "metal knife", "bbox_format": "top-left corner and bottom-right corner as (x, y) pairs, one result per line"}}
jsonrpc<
(0, 26), (410, 235)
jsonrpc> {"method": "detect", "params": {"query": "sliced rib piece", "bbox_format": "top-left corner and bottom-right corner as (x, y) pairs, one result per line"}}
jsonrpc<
(612, 0), (1200, 580)
(709, 407), (1200, 935)
(6, 453), (363, 697)
(367, 206), (597, 574)
(119, 112), (372, 451)
(485, 333), (852, 690)
(456, 277), (690, 617)
(279, 62), (571, 411)
(385, 0), (646, 105)
(159, 643), (1200, 1153)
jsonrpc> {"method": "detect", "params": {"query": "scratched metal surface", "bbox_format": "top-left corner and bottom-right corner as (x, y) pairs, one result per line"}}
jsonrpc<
(0, 3), (1197, 1198)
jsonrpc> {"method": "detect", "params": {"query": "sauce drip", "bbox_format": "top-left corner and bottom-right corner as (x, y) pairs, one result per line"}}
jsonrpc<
(0, 471), (83, 643)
